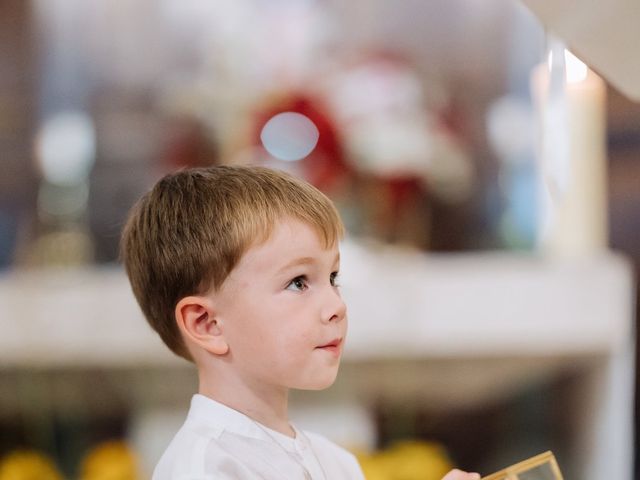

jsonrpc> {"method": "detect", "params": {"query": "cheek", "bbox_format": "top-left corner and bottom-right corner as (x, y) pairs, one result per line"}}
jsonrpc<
(231, 301), (286, 341)
(226, 296), (317, 353)
(269, 322), (316, 359)
(223, 304), (270, 348)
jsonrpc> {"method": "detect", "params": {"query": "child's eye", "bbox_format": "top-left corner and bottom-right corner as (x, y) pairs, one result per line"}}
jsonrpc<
(330, 272), (340, 287)
(286, 276), (308, 292)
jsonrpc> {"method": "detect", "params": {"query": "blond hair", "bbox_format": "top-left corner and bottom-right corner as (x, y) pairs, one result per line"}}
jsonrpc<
(120, 165), (344, 361)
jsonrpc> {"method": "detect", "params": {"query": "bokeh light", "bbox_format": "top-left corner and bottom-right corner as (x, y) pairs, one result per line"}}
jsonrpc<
(35, 111), (96, 186)
(260, 112), (319, 161)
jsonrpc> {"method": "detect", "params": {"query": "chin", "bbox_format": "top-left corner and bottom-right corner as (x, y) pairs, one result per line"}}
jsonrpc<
(295, 369), (340, 391)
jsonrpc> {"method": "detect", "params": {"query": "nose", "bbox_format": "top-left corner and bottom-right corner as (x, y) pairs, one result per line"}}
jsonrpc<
(321, 285), (347, 323)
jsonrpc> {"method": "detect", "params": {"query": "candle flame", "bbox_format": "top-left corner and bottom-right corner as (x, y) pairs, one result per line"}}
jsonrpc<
(564, 50), (588, 83)
(546, 49), (589, 83)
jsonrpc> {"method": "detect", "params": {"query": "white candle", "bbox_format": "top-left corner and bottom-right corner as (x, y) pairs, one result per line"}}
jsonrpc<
(531, 49), (608, 257)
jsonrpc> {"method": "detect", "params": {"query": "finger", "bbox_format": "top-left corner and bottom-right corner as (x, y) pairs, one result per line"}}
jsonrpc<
(442, 469), (482, 480)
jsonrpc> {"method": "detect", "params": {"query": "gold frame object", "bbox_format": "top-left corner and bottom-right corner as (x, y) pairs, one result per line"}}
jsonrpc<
(481, 451), (564, 480)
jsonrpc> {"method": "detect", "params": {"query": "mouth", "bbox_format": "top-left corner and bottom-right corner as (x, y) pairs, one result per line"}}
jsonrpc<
(316, 338), (343, 356)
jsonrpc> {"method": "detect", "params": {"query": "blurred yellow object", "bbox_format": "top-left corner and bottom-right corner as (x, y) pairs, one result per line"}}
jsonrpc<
(0, 450), (64, 480)
(357, 454), (393, 480)
(356, 440), (453, 480)
(79, 440), (142, 480)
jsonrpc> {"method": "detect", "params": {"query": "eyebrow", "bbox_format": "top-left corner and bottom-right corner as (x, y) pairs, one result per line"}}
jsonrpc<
(277, 253), (340, 274)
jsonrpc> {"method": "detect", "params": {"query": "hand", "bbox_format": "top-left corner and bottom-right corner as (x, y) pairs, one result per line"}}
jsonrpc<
(442, 469), (481, 480)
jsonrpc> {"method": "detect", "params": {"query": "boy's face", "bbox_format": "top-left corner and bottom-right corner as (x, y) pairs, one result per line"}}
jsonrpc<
(211, 217), (347, 392)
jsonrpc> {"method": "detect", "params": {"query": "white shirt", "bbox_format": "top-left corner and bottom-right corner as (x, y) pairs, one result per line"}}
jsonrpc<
(153, 394), (366, 480)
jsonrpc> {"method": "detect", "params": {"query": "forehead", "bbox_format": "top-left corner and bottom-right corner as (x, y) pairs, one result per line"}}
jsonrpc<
(236, 219), (339, 274)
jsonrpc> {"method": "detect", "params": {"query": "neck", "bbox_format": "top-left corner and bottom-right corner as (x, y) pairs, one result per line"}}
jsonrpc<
(198, 367), (294, 437)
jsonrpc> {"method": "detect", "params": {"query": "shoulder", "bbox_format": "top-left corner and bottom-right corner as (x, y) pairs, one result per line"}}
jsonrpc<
(302, 430), (365, 479)
(152, 420), (211, 480)
(153, 420), (247, 480)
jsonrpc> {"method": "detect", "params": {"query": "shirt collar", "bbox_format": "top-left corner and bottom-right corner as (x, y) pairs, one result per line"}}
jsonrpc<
(187, 394), (302, 451)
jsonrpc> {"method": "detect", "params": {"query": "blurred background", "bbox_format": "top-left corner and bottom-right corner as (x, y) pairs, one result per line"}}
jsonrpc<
(0, 0), (638, 479)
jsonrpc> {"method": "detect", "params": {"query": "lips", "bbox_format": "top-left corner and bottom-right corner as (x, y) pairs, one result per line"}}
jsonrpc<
(318, 338), (341, 348)
(316, 338), (342, 355)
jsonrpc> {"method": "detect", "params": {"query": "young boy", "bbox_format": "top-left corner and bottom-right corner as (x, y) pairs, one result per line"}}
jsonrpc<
(121, 165), (480, 480)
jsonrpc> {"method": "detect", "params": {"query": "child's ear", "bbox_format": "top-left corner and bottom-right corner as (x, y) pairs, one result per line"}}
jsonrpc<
(175, 296), (229, 355)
